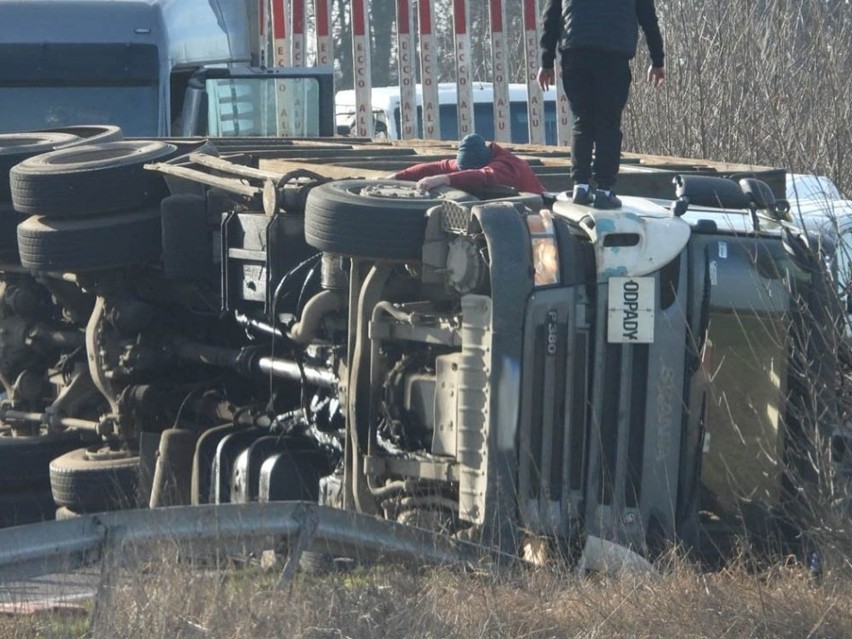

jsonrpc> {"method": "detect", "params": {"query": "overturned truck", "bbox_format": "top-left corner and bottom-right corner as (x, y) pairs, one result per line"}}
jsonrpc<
(0, 130), (847, 567)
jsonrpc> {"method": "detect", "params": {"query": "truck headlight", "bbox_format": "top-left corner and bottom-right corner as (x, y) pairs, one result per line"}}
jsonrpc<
(526, 210), (560, 286)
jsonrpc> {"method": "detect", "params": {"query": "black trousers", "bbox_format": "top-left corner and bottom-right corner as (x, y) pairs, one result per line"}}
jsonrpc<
(560, 50), (632, 190)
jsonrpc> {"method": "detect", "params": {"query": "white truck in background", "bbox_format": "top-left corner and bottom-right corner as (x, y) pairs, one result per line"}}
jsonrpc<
(335, 83), (559, 144)
(0, 0), (335, 138)
(786, 174), (852, 338)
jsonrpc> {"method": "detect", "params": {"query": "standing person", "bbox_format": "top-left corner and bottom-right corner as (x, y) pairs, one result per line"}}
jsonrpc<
(537, 0), (665, 209)
(391, 133), (545, 195)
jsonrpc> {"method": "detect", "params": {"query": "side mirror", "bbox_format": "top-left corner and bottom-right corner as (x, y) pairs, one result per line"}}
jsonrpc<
(775, 198), (792, 222)
(180, 85), (208, 136)
(673, 174), (751, 209)
(740, 178), (792, 222)
(671, 197), (689, 217)
(739, 178), (776, 210)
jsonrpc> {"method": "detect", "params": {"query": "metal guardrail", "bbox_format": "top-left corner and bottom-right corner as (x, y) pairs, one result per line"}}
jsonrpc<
(0, 502), (501, 584)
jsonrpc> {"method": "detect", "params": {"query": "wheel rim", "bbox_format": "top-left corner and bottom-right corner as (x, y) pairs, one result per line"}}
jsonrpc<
(84, 446), (134, 463)
(0, 132), (79, 156)
(35, 141), (177, 169)
(344, 182), (441, 201)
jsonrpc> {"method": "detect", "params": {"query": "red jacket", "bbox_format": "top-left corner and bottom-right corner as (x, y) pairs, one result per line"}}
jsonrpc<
(394, 143), (545, 194)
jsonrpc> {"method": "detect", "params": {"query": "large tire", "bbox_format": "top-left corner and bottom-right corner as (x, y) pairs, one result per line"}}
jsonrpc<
(17, 208), (162, 272)
(304, 179), (476, 261)
(10, 140), (177, 217)
(0, 427), (98, 492)
(55, 505), (81, 521)
(50, 446), (140, 512)
(0, 132), (81, 202)
(38, 125), (123, 148)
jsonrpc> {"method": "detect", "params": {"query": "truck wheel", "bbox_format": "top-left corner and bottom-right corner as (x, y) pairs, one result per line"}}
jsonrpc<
(50, 446), (139, 513)
(17, 208), (162, 272)
(55, 506), (81, 521)
(10, 140), (177, 217)
(0, 427), (98, 492)
(304, 179), (476, 261)
(0, 132), (81, 202)
(40, 125), (123, 148)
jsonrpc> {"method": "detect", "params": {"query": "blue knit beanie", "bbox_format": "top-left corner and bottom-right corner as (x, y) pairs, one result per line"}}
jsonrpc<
(456, 134), (491, 170)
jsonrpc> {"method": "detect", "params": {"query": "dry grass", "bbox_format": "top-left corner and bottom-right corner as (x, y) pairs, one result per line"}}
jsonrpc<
(0, 543), (850, 639)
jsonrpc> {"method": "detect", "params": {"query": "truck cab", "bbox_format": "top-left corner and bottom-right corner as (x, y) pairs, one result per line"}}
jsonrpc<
(0, 136), (844, 567)
(0, 0), (334, 138)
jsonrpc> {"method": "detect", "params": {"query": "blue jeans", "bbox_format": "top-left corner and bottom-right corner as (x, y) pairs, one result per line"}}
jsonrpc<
(560, 50), (632, 190)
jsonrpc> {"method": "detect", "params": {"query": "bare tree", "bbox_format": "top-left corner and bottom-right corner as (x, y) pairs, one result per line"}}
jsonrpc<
(625, 0), (851, 193)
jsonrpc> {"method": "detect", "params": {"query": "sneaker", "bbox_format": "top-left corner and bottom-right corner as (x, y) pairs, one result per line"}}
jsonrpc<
(593, 189), (622, 209)
(572, 184), (592, 205)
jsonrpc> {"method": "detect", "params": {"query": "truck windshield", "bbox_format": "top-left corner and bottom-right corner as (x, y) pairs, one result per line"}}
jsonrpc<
(0, 85), (159, 137)
(205, 77), (325, 137)
(0, 43), (160, 136)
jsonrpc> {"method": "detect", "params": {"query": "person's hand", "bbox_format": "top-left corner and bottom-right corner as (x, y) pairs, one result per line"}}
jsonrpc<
(537, 67), (555, 92)
(417, 175), (450, 192)
(647, 66), (665, 88)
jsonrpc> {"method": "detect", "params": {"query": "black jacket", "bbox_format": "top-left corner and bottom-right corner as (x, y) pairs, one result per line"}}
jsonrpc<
(540, 0), (664, 69)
